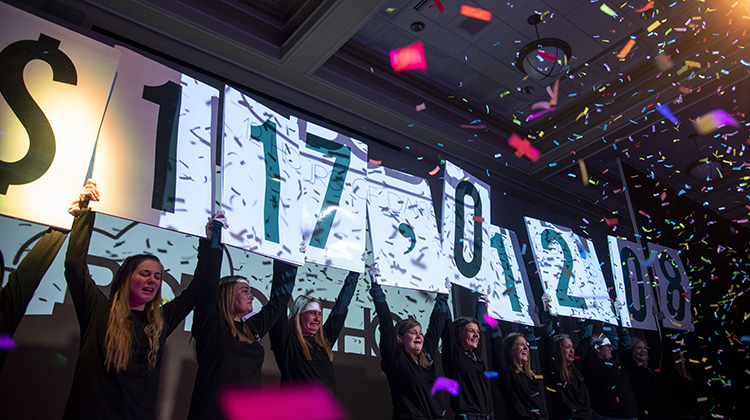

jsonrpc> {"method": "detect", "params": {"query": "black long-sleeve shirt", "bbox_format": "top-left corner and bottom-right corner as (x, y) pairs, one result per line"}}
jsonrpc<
(62, 209), (221, 420)
(482, 303), (547, 420)
(372, 284), (448, 420)
(620, 340), (664, 420)
(0, 227), (67, 371)
(441, 300), (492, 416)
(187, 259), (297, 420)
(269, 270), (358, 392)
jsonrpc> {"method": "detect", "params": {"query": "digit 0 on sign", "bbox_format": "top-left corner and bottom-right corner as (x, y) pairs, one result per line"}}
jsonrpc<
(541, 229), (587, 310)
(454, 181), (482, 278)
(142, 81), (181, 213)
(0, 34), (77, 194)
(305, 133), (350, 249)
(251, 120), (280, 243)
(658, 252), (686, 320)
(490, 232), (522, 312)
(620, 247), (647, 322)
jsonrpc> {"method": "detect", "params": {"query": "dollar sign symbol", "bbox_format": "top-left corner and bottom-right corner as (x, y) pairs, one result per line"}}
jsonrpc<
(0, 34), (78, 194)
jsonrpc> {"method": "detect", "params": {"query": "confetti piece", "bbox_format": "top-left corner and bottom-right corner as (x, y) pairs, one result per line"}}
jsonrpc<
(508, 133), (540, 162)
(432, 0), (445, 12)
(483, 312), (498, 327)
(684, 60), (701, 68)
(656, 103), (680, 125)
(416, 103), (426, 111)
(655, 55), (673, 71)
(646, 20), (662, 32)
(484, 371), (499, 378)
(578, 160), (589, 185)
(460, 124), (487, 129)
(473, 216), (485, 223)
(460, 5), (491, 21)
(635, 1), (655, 13)
(428, 165), (441, 176)
(617, 39), (636, 59)
(431, 377), (459, 396)
(221, 383), (345, 420)
(576, 107), (589, 121)
(604, 217), (619, 226)
(693, 109), (739, 135)
(368, 159), (382, 165)
(0, 334), (15, 350)
(600, 3), (618, 18)
(390, 41), (427, 72)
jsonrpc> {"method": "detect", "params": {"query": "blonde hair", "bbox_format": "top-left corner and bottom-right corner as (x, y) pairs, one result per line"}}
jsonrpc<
(396, 317), (431, 369)
(290, 295), (333, 361)
(553, 334), (584, 382)
(105, 255), (164, 372)
(503, 332), (535, 379)
(218, 276), (255, 343)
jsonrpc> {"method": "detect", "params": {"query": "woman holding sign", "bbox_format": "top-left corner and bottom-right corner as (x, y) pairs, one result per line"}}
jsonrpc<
(62, 180), (222, 420)
(369, 264), (449, 419)
(269, 268), (359, 392)
(441, 297), (494, 419)
(187, 212), (298, 420)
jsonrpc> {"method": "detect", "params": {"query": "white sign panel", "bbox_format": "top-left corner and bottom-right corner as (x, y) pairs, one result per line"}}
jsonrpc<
(221, 87), (305, 265)
(297, 119), (367, 272)
(486, 225), (535, 326)
(0, 2), (120, 229)
(366, 164), (447, 293)
(607, 236), (658, 330)
(441, 161), (492, 292)
(92, 46), (216, 238)
(525, 217), (617, 323)
(648, 243), (693, 331)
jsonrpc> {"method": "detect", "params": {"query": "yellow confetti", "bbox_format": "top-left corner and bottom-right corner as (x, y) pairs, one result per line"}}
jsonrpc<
(685, 60), (702, 68)
(579, 160), (589, 185)
(647, 20), (662, 32)
(576, 107), (589, 121)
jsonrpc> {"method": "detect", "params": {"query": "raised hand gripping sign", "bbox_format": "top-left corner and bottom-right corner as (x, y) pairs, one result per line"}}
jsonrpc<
(0, 2), (120, 229)
(486, 225), (535, 326)
(607, 236), (658, 330)
(366, 164), (447, 293)
(647, 243), (693, 331)
(297, 119), (367, 272)
(220, 87), (305, 266)
(525, 217), (617, 324)
(92, 46), (217, 238)
(441, 161), (492, 292)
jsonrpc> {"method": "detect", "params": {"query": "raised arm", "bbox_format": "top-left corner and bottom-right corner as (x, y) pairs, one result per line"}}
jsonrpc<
(1, 227), (67, 335)
(477, 297), (505, 376)
(246, 260), (297, 337)
(423, 292), (449, 360)
(370, 280), (397, 368)
(440, 297), (457, 375)
(191, 218), (226, 339)
(323, 270), (359, 345)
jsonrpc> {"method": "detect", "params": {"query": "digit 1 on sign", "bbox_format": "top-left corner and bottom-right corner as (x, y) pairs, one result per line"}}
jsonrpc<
(0, 34), (77, 194)
(251, 120), (280, 243)
(142, 81), (181, 213)
(541, 229), (587, 309)
(620, 247), (647, 322)
(454, 181), (482, 278)
(305, 133), (350, 249)
(658, 252), (685, 321)
(489, 232), (522, 312)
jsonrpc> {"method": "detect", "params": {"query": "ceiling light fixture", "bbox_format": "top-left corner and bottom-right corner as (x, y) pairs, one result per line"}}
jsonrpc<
(514, 14), (572, 80)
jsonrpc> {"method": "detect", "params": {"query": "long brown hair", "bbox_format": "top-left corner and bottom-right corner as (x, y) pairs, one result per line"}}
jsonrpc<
(218, 276), (255, 343)
(553, 334), (584, 382)
(290, 295), (333, 361)
(396, 317), (431, 369)
(105, 254), (164, 372)
(503, 332), (535, 379)
(453, 317), (485, 355)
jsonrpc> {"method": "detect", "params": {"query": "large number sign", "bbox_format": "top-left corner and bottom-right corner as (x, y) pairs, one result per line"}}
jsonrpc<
(92, 46), (217, 238)
(525, 217), (617, 323)
(366, 164), (447, 292)
(486, 225), (535, 326)
(441, 161), (492, 292)
(0, 3), (120, 229)
(648, 243), (693, 331)
(221, 87), (305, 265)
(607, 236), (658, 330)
(297, 119), (368, 272)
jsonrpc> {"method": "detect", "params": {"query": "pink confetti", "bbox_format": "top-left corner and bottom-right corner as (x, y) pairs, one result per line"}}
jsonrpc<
(416, 103), (426, 111)
(390, 41), (427, 72)
(221, 383), (345, 420)
(483, 312), (498, 327)
(508, 133), (540, 162)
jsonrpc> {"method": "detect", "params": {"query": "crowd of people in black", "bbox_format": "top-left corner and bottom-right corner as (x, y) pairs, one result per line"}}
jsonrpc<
(0, 181), (703, 420)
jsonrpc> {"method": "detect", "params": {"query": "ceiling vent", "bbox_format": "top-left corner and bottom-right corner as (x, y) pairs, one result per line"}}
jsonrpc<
(414, 0), (431, 12)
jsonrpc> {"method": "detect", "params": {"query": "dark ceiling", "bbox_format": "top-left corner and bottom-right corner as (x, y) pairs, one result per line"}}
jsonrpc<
(16, 0), (750, 225)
